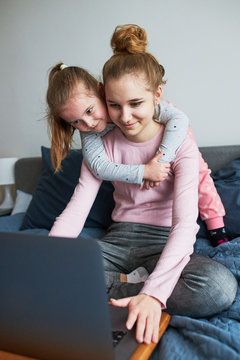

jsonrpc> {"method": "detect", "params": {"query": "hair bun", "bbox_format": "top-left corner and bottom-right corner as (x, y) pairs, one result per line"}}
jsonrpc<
(111, 24), (147, 55)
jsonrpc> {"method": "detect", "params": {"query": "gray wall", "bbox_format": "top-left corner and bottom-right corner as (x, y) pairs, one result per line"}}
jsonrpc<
(1, 0), (240, 158)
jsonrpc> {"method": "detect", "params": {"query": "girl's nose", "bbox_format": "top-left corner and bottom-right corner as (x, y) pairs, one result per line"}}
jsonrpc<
(120, 107), (132, 123)
(82, 117), (96, 129)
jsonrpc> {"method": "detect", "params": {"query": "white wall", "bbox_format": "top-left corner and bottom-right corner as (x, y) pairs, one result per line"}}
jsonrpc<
(1, 0), (240, 159)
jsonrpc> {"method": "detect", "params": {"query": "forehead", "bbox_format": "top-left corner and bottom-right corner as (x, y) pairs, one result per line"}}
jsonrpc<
(61, 84), (97, 110)
(71, 82), (97, 101)
(59, 85), (99, 119)
(105, 72), (151, 98)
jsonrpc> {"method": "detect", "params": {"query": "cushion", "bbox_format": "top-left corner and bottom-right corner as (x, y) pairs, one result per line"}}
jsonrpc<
(21, 146), (115, 231)
(212, 158), (240, 239)
(11, 190), (32, 215)
(0, 213), (25, 232)
(197, 158), (240, 239)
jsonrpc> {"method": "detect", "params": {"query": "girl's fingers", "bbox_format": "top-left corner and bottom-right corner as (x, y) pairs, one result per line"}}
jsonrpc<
(126, 308), (138, 330)
(109, 297), (132, 307)
(154, 151), (163, 160)
(143, 316), (154, 344)
(135, 313), (147, 343)
(152, 313), (161, 343)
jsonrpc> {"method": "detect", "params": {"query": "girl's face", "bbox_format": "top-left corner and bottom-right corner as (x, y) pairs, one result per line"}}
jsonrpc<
(105, 73), (162, 142)
(59, 83), (109, 133)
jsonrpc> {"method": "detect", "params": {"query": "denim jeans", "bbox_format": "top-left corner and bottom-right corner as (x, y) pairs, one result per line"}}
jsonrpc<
(99, 222), (237, 318)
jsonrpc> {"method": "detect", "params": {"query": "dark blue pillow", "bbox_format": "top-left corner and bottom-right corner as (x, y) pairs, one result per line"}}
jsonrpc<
(197, 158), (240, 239)
(196, 217), (208, 238)
(211, 158), (240, 239)
(21, 146), (115, 231)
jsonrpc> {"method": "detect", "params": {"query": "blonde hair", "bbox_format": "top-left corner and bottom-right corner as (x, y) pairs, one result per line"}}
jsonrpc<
(46, 63), (99, 172)
(103, 24), (166, 92)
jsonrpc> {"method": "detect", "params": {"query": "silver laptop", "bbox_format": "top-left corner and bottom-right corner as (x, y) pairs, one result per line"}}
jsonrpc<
(0, 232), (162, 360)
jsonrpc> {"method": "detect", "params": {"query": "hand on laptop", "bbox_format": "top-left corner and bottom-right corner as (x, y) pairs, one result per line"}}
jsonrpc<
(109, 294), (162, 344)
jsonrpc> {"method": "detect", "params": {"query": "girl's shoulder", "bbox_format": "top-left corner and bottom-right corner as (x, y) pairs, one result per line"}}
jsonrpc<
(175, 133), (199, 161)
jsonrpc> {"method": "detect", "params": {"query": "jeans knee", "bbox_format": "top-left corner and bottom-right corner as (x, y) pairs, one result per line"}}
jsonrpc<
(209, 261), (238, 312)
(190, 259), (237, 316)
(167, 256), (237, 317)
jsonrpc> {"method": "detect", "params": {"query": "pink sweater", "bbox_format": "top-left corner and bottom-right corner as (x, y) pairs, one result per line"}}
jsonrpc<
(50, 125), (200, 307)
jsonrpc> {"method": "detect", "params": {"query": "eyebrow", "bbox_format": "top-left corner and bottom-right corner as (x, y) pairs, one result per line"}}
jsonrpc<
(107, 98), (144, 103)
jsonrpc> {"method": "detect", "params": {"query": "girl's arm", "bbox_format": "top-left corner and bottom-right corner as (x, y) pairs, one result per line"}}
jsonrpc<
(140, 134), (200, 307)
(157, 100), (190, 162)
(81, 124), (143, 184)
(49, 161), (102, 238)
(140, 100), (190, 189)
(81, 124), (169, 185)
(82, 102), (189, 186)
(187, 128), (225, 229)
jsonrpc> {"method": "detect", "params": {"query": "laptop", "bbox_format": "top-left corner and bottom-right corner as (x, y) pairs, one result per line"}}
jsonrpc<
(0, 232), (170, 360)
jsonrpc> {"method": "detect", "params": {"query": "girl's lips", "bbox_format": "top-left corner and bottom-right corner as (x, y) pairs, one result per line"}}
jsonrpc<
(91, 122), (100, 130)
(124, 122), (137, 129)
(91, 120), (106, 133)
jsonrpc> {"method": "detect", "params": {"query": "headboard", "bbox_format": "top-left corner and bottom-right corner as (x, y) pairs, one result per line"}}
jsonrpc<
(199, 145), (240, 173)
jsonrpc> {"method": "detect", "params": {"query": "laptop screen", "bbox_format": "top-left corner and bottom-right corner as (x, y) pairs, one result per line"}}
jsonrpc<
(0, 232), (114, 360)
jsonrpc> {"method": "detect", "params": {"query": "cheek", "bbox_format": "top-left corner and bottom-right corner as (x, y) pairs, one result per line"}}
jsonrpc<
(107, 109), (118, 125)
(107, 107), (113, 117)
(106, 107), (115, 120)
(96, 105), (108, 121)
(134, 109), (146, 118)
(77, 124), (90, 132)
(109, 114), (120, 126)
(107, 104), (119, 119)
(141, 104), (154, 118)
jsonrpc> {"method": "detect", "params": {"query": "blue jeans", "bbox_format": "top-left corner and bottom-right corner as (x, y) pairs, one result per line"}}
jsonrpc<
(99, 222), (237, 317)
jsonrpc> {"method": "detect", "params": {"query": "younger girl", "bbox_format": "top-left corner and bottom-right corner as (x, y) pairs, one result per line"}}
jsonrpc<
(47, 63), (228, 247)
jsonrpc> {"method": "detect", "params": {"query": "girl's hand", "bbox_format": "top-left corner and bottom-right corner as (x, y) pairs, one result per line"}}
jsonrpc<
(141, 152), (170, 190)
(141, 179), (159, 190)
(109, 294), (162, 344)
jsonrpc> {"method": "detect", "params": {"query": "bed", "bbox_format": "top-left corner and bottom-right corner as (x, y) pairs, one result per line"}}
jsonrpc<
(0, 145), (240, 359)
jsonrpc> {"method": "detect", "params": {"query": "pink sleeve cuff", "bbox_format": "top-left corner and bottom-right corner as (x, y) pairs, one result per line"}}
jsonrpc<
(205, 216), (225, 230)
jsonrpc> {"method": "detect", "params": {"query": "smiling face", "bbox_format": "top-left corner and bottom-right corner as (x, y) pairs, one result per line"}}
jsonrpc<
(105, 73), (162, 142)
(59, 83), (109, 133)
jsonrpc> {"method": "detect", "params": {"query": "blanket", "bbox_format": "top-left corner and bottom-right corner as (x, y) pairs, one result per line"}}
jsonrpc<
(151, 236), (240, 360)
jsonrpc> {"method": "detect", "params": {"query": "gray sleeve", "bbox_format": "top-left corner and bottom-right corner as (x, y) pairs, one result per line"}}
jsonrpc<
(157, 100), (189, 162)
(81, 124), (144, 185)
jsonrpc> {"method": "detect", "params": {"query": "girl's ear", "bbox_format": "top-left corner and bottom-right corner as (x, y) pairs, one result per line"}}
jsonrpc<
(154, 86), (162, 105)
(98, 82), (105, 98)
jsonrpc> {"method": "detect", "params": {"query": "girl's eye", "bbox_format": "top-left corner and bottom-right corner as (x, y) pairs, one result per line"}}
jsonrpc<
(72, 119), (84, 127)
(131, 101), (143, 107)
(109, 103), (120, 108)
(86, 106), (93, 114)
